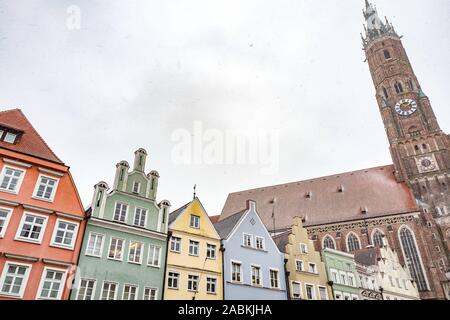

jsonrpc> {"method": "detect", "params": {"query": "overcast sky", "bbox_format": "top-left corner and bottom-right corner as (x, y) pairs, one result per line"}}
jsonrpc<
(0, 0), (449, 215)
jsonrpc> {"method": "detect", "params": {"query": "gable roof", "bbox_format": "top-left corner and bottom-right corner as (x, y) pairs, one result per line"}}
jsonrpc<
(354, 247), (381, 266)
(213, 209), (246, 239)
(168, 202), (190, 225)
(0, 108), (63, 164)
(272, 231), (290, 253)
(220, 165), (418, 231)
(209, 215), (220, 224)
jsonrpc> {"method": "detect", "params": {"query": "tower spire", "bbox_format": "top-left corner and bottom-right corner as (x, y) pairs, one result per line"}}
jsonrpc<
(362, 1), (398, 45)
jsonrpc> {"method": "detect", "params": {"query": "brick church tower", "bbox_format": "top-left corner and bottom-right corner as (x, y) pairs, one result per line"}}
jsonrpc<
(362, 1), (450, 298)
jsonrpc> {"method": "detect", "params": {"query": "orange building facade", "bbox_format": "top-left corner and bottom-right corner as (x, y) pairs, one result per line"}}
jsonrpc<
(0, 109), (86, 300)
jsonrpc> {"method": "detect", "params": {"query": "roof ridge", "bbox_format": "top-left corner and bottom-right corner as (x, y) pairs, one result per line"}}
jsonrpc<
(229, 164), (394, 195)
(215, 208), (247, 224)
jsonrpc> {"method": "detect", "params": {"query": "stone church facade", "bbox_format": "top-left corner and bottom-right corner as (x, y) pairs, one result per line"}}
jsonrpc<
(219, 1), (450, 300)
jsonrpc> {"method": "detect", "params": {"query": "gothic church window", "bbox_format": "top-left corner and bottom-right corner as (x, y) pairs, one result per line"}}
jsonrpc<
(399, 227), (428, 291)
(346, 233), (361, 252)
(394, 82), (404, 94)
(382, 87), (389, 99)
(323, 235), (335, 250)
(372, 230), (385, 247)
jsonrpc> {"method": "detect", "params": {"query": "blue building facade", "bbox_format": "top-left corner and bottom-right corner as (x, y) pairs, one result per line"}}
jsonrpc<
(214, 200), (287, 300)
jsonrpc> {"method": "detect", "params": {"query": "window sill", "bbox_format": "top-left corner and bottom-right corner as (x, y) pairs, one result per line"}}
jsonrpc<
(85, 253), (102, 259)
(240, 245), (268, 253)
(127, 261), (142, 265)
(107, 257), (123, 262)
(31, 196), (55, 203)
(167, 287), (179, 291)
(0, 293), (23, 299)
(14, 237), (43, 245)
(0, 189), (19, 195)
(50, 243), (75, 251)
(187, 290), (199, 293)
(170, 250), (181, 254)
(188, 254), (199, 257)
(147, 264), (161, 269)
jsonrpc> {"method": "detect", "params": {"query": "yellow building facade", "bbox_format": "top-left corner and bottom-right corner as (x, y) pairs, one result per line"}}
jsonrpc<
(275, 217), (332, 300)
(164, 197), (223, 300)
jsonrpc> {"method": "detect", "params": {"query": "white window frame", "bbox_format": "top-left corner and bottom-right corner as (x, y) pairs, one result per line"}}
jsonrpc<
(128, 241), (144, 264)
(243, 233), (253, 247)
(300, 243), (308, 254)
(15, 211), (49, 244)
(4, 132), (17, 144)
(189, 215), (200, 229)
(101, 281), (118, 300)
(250, 264), (263, 287)
(167, 271), (180, 290)
(170, 236), (181, 253)
(330, 268), (339, 284)
(50, 218), (79, 250)
(113, 202), (129, 223)
(295, 259), (304, 272)
(85, 232), (105, 258)
(0, 261), (32, 298)
(37, 267), (68, 300)
(308, 262), (317, 274)
(108, 237), (125, 261)
(231, 260), (243, 283)
(206, 243), (217, 260)
(291, 281), (302, 300)
(255, 236), (265, 250)
(188, 239), (200, 256)
(305, 283), (316, 300)
(147, 244), (162, 268)
(76, 278), (97, 300)
(133, 207), (147, 228)
(143, 287), (158, 300)
(132, 181), (141, 194)
(339, 271), (347, 286)
(187, 274), (200, 292)
(347, 272), (356, 287)
(32, 174), (60, 202)
(122, 283), (139, 300)
(0, 207), (13, 238)
(318, 285), (328, 300)
(206, 277), (217, 294)
(0, 165), (26, 194)
(269, 268), (280, 289)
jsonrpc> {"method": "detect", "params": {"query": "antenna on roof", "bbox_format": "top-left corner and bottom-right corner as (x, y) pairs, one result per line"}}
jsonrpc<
(270, 197), (277, 236)
(193, 184), (197, 199)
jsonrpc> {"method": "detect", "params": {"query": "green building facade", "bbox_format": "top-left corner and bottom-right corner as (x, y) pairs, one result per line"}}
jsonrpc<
(322, 248), (361, 300)
(70, 148), (171, 300)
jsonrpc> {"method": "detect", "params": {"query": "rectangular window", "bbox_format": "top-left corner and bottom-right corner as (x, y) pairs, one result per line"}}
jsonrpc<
(308, 263), (317, 274)
(296, 260), (304, 272)
(347, 273), (355, 287)
(300, 243), (308, 254)
(190, 215), (200, 229)
(243, 234), (253, 247)
(396, 278), (402, 288)
(143, 287), (157, 300)
(0, 262), (31, 298)
(189, 240), (199, 256)
(16, 213), (48, 243)
(340, 272), (347, 285)
(206, 277), (217, 294)
(403, 279), (408, 290)
(4, 132), (17, 144)
(305, 284), (315, 300)
(113, 202), (128, 223)
(85, 233), (104, 257)
(168, 272), (179, 289)
(108, 238), (124, 260)
(33, 175), (58, 201)
(231, 262), (242, 283)
(251, 265), (262, 286)
(318, 286), (328, 300)
(77, 279), (96, 300)
(38, 268), (66, 300)
(291, 281), (302, 299)
(132, 181), (140, 194)
(389, 276), (395, 287)
(0, 207), (12, 238)
(122, 284), (138, 300)
(331, 269), (339, 283)
(0, 166), (25, 193)
(133, 208), (147, 227)
(187, 275), (199, 292)
(170, 237), (181, 253)
(206, 244), (216, 259)
(101, 282), (117, 300)
(147, 245), (161, 267)
(255, 237), (265, 250)
(270, 269), (279, 289)
(51, 219), (79, 249)
(128, 241), (143, 264)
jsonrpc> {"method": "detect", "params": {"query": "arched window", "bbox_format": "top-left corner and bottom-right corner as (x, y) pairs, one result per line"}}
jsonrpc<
(323, 235), (335, 250)
(408, 79), (414, 90)
(347, 233), (361, 252)
(399, 227), (428, 291)
(394, 82), (404, 94)
(384, 50), (391, 59)
(382, 87), (389, 99)
(372, 230), (385, 247)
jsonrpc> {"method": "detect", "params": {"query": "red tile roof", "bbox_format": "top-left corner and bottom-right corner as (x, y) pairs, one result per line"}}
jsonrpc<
(208, 215), (221, 224)
(0, 109), (63, 164)
(220, 165), (418, 230)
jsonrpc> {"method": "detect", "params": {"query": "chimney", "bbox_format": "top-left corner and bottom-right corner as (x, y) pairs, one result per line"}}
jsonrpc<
(133, 148), (147, 172)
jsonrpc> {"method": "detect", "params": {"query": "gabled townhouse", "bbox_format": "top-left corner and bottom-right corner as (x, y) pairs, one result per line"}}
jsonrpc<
(322, 248), (361, 300)
(273, 217), (332, 300)
(70, 148), (171, 300)
(354, 236), (420, 300)
(0, 108), (86, 300)
(164, 197), (223, 300)
(214, 200), (287, 300)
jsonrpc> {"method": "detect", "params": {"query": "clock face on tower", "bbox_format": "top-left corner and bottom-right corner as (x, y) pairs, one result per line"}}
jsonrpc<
(395, 99), (417, 116)
(417, 156), (437, 173)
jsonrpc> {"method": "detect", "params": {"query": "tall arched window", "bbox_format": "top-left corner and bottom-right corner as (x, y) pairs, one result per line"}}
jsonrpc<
(372, 230), (384, 247)
(399, 227), (428, 291)
(384, 50), (391, 59)
(323, 235), (335, 250)
(347, 233), (361, 252)
(382, 87), (389, 99)
(394, 82), (404, 94)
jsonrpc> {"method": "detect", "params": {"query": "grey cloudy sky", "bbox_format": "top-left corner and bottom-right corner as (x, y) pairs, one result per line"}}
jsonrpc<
(0, 0), (449, 215)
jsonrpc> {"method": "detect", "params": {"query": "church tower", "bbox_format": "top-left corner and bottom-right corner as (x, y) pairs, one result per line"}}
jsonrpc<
(362, 1), (450, 299)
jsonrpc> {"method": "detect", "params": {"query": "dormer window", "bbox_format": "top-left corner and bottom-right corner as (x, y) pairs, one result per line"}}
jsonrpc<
(305, 191), (312, 199)
(337, 185), (344, 193)
(0, 126), (22, 144)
